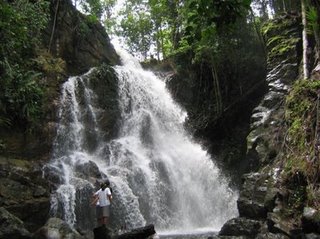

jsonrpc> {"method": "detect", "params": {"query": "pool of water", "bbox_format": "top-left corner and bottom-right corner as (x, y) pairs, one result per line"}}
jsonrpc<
(157, 229), (218, 239)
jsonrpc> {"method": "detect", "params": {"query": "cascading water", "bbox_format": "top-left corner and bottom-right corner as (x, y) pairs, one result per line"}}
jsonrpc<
(47, 44), (238, 235)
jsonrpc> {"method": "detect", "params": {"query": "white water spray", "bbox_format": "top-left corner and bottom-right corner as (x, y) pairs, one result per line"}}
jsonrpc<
(47, 44), (238, 233)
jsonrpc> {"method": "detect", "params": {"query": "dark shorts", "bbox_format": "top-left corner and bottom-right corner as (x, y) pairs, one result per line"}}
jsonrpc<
(96, 206), (110, 218)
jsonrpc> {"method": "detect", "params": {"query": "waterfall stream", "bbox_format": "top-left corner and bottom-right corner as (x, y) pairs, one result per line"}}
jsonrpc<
(47, 45), (238, 234)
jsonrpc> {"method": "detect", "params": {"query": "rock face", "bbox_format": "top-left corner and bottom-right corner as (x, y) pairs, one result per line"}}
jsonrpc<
(246, 13), (302, 168)
(45, 0), (120, 75)
(33, 217), (86, 239)
(0, 207), (32, 239)
(0, 157), (50, 232)
(216, 13), (309, 238)
(237, 172), (269, 220)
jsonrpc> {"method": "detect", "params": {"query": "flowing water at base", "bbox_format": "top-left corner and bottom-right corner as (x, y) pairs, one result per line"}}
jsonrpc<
(158, 228), (218, 239)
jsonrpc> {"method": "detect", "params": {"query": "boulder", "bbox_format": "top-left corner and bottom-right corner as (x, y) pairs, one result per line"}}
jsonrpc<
(267, 212), (294, 237)
(0, 207), (31, 239)
(305, 233), (320, 239)
(33, 217), (85, 239)
(237, 173), (269, 219)
(255, 233), (290, 239)
(116, 224), (156, 239)
(93, 224), (156, 239)
(219, 217), (261, 237)
(93, 226), (112, 239)
(302, 207), (320, 234)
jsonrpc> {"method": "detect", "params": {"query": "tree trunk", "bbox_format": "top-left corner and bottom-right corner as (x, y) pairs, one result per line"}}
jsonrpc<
(301, 0), (310, 79)
(154, 21), (161, 61)
(211, 65), (222, 116)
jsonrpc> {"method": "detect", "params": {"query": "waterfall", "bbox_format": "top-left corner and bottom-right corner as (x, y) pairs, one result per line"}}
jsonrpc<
(46, 45), (238, 234)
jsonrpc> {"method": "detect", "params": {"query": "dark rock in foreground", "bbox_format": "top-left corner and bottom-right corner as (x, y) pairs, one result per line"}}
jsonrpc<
(117, 224), (156, 239)
(219, 217), (261, 238)
(0, 207), (32, 239)
(33, 217), (85, 239)
(93, 224), (156, 239)
(0, 157), (50, 232)
(93, 226), (112, 239)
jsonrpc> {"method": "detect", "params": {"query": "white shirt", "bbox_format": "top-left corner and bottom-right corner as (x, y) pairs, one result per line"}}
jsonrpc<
(94, 188), (112, 207)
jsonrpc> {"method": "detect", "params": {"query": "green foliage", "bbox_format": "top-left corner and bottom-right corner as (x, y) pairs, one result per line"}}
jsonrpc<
(306, 6), (319, 37)
(1, 60), (44, 125)
(269, 37), (300, 59)
(34, 50), (66, 75)
(113, 0), (252, 60)
(284, 79), (320, 208)
(173, 0), (253, 65)
(262, 18), (295, 37)
(262, 18), (301, 61)
(0, 0), (49, 128)
(0, 0), (49, 64)
(119, 9), (153, 58)
(75, 0), (116, 20)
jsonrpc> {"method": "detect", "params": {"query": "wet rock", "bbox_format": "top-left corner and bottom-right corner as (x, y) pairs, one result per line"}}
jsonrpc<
(93, 226), (112, 239)
(267, 212), (292, 237)
(237, 173), (268, 219)
(33, 217), (85, 239)
(216, 236), (247, 239)
(0, 158), (50, 232)
(302, 207), (320, 234)
(74, 160), (101, 179)
(116, 224), (156, 239)
(305, 233), (320, 239)
(246, 15), (301, 168)
(219, 217), (261, 237)
(0, 207), (31, 239)
(255, 233), (290, 239)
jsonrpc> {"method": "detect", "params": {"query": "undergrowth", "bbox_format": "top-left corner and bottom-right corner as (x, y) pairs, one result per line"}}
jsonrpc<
(284, 79), (320, 210)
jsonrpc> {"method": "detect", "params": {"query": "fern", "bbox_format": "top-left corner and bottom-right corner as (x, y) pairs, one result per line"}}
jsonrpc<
(306, 7), (319, 36)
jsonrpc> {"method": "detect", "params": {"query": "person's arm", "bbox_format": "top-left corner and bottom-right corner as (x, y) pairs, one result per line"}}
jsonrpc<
(107, 188), (112, 202)
(91, 192), (99, 206)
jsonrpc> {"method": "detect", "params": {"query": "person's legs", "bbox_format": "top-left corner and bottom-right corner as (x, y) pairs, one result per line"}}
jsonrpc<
(102, 216), (108, 225)
(105, 205), (110, 225)
(96, 206), (103, 226)
(101, 206), (109, 225)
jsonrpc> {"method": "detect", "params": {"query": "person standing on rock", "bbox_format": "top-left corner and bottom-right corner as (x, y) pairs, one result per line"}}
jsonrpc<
(92, 182), (112, 226)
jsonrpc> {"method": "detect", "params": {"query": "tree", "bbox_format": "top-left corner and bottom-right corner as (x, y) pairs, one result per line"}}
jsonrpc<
(301, 0), (309, 79)
(148, 0), (182, 59)
(72, 0), (116, 22)
(119, 7), (153, 59)
(0, 0), (49, 127)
